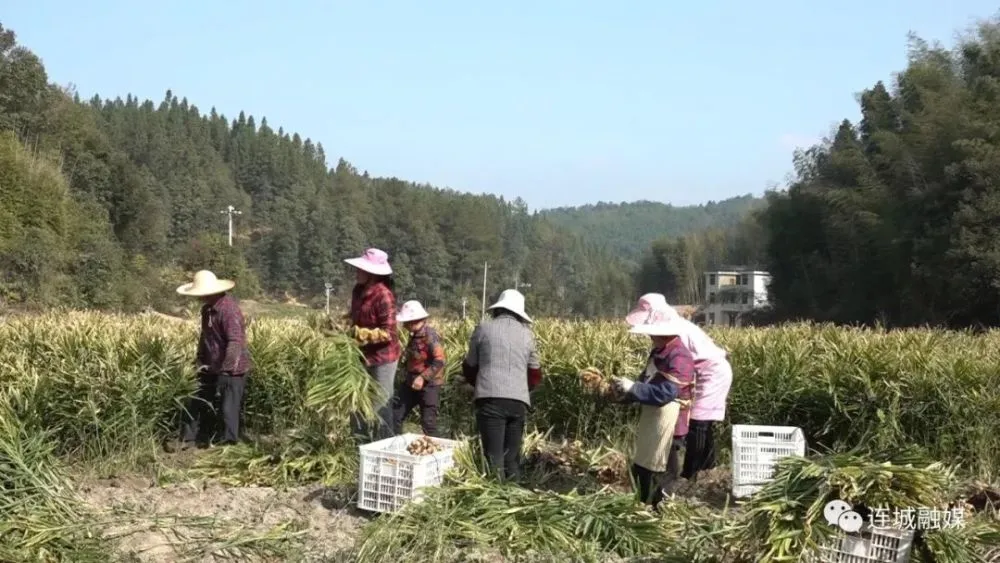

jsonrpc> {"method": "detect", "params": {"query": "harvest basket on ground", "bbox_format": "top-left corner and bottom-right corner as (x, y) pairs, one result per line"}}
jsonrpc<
(812, 524), (913, 563)
(731, 424), (807, 498)
(358, 433), (463, 514)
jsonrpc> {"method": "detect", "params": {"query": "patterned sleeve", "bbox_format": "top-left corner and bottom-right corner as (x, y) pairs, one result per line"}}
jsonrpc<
(220, 302), (247, 374)
(527, 334), (541, 369)
(426, 331), (447, 383)
(367, 286), (396, 343)
(463, 326), (481, 367)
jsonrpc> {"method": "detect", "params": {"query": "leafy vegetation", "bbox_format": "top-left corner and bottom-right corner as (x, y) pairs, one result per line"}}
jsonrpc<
(0, 22), (639, 318)
(540, 195), (764, 265)
(2, 312), (1000, 560)
(757, 21), (1000, 328)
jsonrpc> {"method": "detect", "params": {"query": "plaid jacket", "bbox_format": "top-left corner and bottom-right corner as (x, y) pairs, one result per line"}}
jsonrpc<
(349, 282), (401, 366)
(197, 293), (252, 375)
(404, 325), (447, 386)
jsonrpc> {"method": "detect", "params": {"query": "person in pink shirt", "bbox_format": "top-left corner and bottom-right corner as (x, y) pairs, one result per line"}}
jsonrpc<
(625, 293), (733, 482)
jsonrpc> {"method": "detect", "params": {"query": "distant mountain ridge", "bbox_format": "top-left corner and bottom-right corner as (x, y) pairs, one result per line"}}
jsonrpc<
(538, 194), (765, 264)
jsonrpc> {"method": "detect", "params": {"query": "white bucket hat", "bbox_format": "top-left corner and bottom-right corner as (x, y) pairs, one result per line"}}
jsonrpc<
(628, 308), (683, 336)
(488, 289), (532, 323)
(625, 292), (680, 326)
(397, 300), (430, 323)
(344, 248), (393, 276)
(176, 270), (235, 297)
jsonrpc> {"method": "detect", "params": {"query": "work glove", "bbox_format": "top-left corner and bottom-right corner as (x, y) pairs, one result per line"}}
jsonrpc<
(613, 377), (635, 394)
(411, 376), (425, 391)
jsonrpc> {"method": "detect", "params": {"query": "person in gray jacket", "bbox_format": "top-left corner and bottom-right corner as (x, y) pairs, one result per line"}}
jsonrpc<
(461, 289), (543, 482)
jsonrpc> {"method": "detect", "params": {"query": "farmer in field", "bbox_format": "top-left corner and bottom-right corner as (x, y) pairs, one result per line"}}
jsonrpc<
(462, 289), (542, 482)
(392, 300), (446, 437)
(612, 312), (694, 509)
(626, 293), (732, 483)
(172, 270), (252, 450)
(344, 248), (401, 442)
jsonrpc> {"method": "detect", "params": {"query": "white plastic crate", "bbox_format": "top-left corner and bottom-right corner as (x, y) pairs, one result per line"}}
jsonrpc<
(731, 424), (806, 498)
(357, 433), (462, 514)
(815, 524), (913, 563)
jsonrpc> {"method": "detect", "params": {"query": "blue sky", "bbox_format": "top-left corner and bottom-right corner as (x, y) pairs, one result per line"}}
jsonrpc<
(4, 1), (998, 210)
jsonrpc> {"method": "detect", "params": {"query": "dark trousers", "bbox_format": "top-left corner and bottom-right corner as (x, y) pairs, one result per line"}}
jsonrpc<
(475, 398), (527, 482)
(680, 420), (717, 479)
(392, 383), (440, 436)
(631, 463), (665, 508)
(182, 373), (246, 444)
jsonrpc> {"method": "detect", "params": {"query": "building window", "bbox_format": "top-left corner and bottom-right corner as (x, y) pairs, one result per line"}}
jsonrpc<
(728, 312), (738, 327)
(709, 292), (716, 304)
(741, 293), (749, 304)
(708, 312), (715, 325)
(709, 274), (717, 286)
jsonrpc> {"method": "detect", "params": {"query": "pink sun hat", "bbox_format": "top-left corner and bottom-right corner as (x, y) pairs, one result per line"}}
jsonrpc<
(625, 293), (680, 326)
(344, 248), (393, 276)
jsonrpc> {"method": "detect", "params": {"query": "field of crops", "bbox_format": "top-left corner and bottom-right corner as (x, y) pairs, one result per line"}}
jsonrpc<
(2, 311), (1000, 562)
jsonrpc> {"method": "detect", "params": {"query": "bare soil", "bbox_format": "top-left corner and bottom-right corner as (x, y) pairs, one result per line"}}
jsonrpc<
(72, 461), (735, 562)
(77, 476), (366, 562)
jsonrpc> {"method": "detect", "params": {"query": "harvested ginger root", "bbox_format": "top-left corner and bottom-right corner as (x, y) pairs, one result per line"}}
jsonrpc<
(406, 435), (443, 456)
(578, 366), (612, 395)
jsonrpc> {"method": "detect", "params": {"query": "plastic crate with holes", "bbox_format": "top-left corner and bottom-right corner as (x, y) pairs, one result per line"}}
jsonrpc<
(357, 433), (463, 514)
(730, 424), (807, 498)
(813, 524), (914, 563)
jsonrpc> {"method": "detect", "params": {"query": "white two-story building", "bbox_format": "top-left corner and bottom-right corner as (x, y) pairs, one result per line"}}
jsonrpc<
(701, 269), (771, 327)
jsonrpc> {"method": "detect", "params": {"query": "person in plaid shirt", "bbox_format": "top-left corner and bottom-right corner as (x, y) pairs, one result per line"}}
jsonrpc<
(392, 300), (446, 437)
(170, 270), (252, 451)
(344, 248), (401, 441)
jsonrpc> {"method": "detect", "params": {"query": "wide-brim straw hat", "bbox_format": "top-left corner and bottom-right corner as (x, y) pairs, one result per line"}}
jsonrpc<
(488, 289), (532, 323)
(176, 270), (235, 297)
(397, 300), (430, 323)
(625, 293), (680, 326)
(344, 248), (392, 276)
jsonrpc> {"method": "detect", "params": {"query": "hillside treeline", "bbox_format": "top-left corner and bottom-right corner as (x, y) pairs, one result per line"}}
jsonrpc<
(760, 22), (1000, 328)
(541, 195), (764, 266)
(0, 22), (637, 317)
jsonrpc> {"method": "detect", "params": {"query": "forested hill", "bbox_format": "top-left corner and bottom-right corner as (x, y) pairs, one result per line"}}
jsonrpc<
(0, 22), (638, 317)
(540, 196), (764, 264)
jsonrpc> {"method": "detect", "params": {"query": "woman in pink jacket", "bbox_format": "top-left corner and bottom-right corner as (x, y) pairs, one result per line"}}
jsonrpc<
(626, 293), (733, 482)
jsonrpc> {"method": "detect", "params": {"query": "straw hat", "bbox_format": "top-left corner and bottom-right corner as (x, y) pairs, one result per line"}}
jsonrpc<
(176, 270), (235, 297)
(397, 300), (430, 323)
(628, 308), (683, 336)
(625, 293), (680, 326)
(344, 248), (392, 276)
(488, 289), (532, 323)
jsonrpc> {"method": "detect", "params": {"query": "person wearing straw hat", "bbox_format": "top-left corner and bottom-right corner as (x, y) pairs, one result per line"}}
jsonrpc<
(392, 300), (447, 437)
(612, 310), (695, 509)
(170, 270), (252, 451)
(626, 293), (732, 484)
(461, 289), (542, 482)
(344, 248), (401, 441)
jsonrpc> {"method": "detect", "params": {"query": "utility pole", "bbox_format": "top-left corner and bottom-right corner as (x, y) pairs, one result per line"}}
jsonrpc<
(221, 205), (242, 247)
(461, 297), (467, 320)
(480, 262), (488, 322)
(324, 282), (332, 315)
